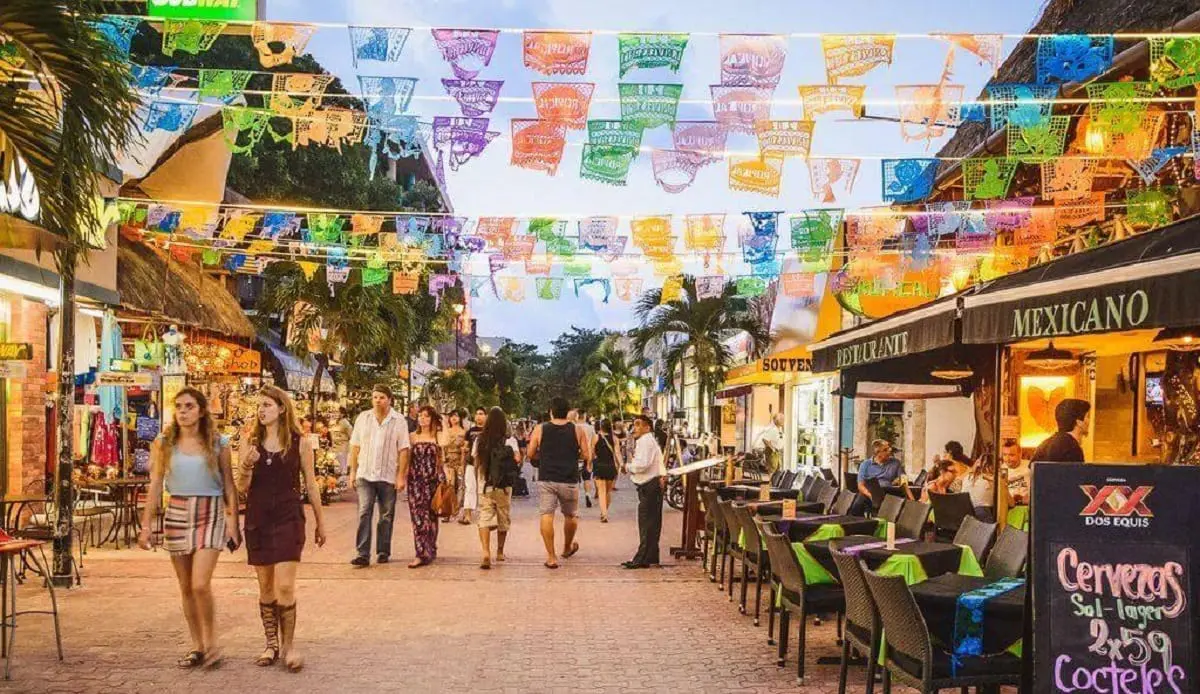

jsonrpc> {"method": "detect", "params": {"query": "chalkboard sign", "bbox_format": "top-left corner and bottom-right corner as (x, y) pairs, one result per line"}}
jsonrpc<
(1032, 463), (1199, 693)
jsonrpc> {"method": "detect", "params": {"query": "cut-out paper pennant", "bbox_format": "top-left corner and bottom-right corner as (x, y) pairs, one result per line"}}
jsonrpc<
(294, 109), (367, 152)
(1126, 187), (1174, 228)
(619, 83), (683, 130)
(524, 31), (592, 75)
(1036, 35), (1114, 85)
(934, 34), (1003, 72)
(392, 272), (420, 294)
(442, 79), (504, 117)
(821, 35), (895, 84)
(895, 83), (964, 143)
(511, 119), (568, 175)
(614, 277), (644, 301)
(92, 16), (141, 56)
(798, 85), (866, 118)
(349, 26), (411, 65)
(660, 276), (683, 303)
(962, 158), (1019, 200)
(144, 101), (200, 134)
(672, 121), (727, 167)
(199, 69), (252, 102)
(696, 276), (726, 299)
(432, 116), (500, 171)
(496, 276), (526, 302)
(740, 211), (781, 265)
(808, 158), (861, 203)
(1006, 115), (1069, 163)
(358, 76), (417, 118)
(532, 82), (595, 129)
(790, 209), (842, 269)
(1150, 37), (1200, 88)
(735, 276), (767, 298)
(755, 120), (814, 159)
(718, 34), (787, 87)
(221, 107), (271, 154)
(1055, 192), (1106, 229)
(652, 150), (702, 193)
(432, 29), (500, 80)
(781, 272), (817, 298)
(1086, 81), (1154, 135)
(581, 145), (636, 186)
(684, 214), (726, 251)
(536, 277), (564, 300)
(728, 156), (784, 197)
(574, 278), (611, 303)
(251, 22), (316, 68)
(987, 83), (1058, 130)
(588, 120), (644, 149)
(711, 85), (773, 134)
(163, 19), (226, 57)
(618, 33), (689, 77)
(882, 158), (939, 203)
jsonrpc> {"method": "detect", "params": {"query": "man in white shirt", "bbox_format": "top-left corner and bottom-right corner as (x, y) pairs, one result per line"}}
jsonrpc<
(623, 415), (668, 569)
(756, 413), (785, 473)
(348, 384), (411, 566)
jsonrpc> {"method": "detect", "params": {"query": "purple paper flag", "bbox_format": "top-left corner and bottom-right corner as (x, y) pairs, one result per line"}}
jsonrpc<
(431, 29), (500, 80)
(442, 79), (505, 117)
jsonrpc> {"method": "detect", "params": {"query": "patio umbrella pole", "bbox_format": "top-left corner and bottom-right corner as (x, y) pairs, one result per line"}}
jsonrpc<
(51, 248), (77, 587)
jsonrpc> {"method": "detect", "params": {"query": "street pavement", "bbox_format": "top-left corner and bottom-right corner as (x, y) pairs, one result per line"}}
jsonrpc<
(1, 476), (878, 693)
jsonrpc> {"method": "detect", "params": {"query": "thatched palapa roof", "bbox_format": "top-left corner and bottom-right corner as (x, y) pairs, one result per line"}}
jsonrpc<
(118, 240), (255, 338)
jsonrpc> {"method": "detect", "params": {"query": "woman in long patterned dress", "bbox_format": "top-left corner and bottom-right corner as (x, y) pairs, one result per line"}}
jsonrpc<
(400, 405), (446, 568)
(440, 410), (467, 522)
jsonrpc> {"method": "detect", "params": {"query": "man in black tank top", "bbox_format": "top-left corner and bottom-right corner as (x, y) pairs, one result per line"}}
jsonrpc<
(527, 397), (593, 569)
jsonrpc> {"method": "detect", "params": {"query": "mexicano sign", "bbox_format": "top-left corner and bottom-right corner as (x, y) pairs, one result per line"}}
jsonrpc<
(833, 331), (909, 369)
(1011, 290), (1150, 339)
(147, 0), (258, 21)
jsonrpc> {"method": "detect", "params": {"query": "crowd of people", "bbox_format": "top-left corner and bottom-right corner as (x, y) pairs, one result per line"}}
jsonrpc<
(138, 383), (674, 670)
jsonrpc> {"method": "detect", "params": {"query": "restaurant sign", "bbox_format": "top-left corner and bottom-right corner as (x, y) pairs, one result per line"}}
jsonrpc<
(1010, 290), (1149, 340)
(146, 0), (258, 21)
(832, 330), (909, 370)
(1032, 463), (1197, 693)
(0, 343), (32, 361)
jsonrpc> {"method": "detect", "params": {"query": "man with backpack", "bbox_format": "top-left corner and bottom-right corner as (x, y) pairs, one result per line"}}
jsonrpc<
(527, 397), (593, 569)
(472, 407), (521, 570)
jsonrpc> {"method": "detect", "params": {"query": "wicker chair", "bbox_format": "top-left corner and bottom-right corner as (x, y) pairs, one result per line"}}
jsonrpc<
(760, 522), (845, 683)
(780, 471), (797, 489)
(895, 500), (931, 540)
(928, 491), (975, 541)
(807, 477), (829, 504)
(816, 485), (838, 514)
(716, 500), (746, 600)
(732, 504), (769, 624)
(770, 470), (784, 487)
(876, 495), (904, 524)
(792, 474), (808, 491)
(984, 527), (1029, 580)
(832, 489), (856, 516)
(861, 566), (1021, 692)
(699, 487), (720, 577)
(706, 496), (733, 587)
(952, 515), (997, 567)
(830, 550), (880, 694)
(753, 517), (783, 647)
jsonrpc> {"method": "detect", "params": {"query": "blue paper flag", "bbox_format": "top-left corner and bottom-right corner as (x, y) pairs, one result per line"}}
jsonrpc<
(740, 212), (781, 266)
(882, 158), (939, 204)
(1035, 35), (1114, 85)
(986, 84), (1059, 131)
(132, 65), (177, 95)
(143, 101), (199, 133)
(91, 16), (141, 56)
(349, 26), (412, 65)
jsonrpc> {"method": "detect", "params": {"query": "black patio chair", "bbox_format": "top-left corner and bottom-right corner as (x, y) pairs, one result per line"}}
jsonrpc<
(876, 495), (904, 525)
(952, 515), (997, 567)
(732, 504), (769, 624)
(895, 500), (931, 540)
(816, 485), (838, 514)
(699, 487), (720, 577)
(927, 491), (974, 541)
(911, 469), (927, 488)
(830, 551), (880, 694)
(760, 522), (845, 684)
(800, 475), (818, 501)
(770, 470), (784, 487)
(780, 471), (797, 489)
(717, 499), (746, 600)
(832, 489), (856, 516)
(861, 566), (1021, 692)
(793, 474), (809, 491)
(984, 527), (1029, 580)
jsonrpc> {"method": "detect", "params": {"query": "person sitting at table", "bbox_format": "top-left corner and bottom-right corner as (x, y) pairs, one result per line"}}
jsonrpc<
(913, 459), (956, 501)
(959, 454), (996, 523)
(1000, 438), (1029, 504)
(852, 439), (902, 514)
(942, 440), (973, 479)
(1030, 399), (1090, 463)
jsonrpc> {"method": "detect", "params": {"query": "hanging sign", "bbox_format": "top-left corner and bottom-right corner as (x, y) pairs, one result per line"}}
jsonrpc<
(147, 0), (257, 21)
(509, 118), (569, 172)
(0, 343), (32, 361)
(97, 371), (157, 387)
(1031, 463), (1197, 694)
(523, 31), (592, 75)
(618, 33), (689, 77)
(0, 362), (26, 378)
(820, 35), (895, 83)
(532, 82), (595, 129)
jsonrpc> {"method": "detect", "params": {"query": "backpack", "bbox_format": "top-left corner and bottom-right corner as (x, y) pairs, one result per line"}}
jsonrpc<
(485, 443), (518, 490)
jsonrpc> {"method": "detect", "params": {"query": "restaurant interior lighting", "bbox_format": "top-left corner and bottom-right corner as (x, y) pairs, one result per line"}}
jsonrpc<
(1024, 341), (1077, 370)
(930, 360), (975, 380)
(1153, 326), (1200, 352)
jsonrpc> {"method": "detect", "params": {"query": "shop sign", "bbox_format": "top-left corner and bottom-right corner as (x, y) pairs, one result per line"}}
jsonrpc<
(109, 358), (136, 372)
(146, 0), (258, 21)
(760, 356), (812, 373)
(832, 330), (909, 369)
(0, 343), (32, 360)
(0, 362), (26, 378)
(1032, 463), (1197, 693)
(97, 371), (156, 387)
(0, 147), (39, 223)
(1011, 289), (1150, 340)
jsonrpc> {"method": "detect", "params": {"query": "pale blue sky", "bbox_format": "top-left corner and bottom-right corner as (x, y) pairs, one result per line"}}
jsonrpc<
(267, 0), (1046, 347)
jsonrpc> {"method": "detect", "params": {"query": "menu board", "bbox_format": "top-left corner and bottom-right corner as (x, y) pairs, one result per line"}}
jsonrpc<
(1032, 463), (1198, 693)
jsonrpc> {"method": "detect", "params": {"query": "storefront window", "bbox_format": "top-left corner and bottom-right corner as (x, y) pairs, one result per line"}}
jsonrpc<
(867, 400), (904, 450)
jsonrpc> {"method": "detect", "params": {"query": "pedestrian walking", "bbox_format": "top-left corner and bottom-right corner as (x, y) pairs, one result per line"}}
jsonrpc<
(473, 407), (519, 569)
(527, 397), (592, 569)
(236, 385), (327, 672)
(459, 406), (487, 525)
(402, 405), (446, 567)
(592, 419), (623, 523)
(348, 384), (410, 567)
(624, 415), (668, 569)
(329, 407), (352, 474)
(440, 410), (467, 522)
(137, 387), (240, 669)
(569, 409), (597, 508)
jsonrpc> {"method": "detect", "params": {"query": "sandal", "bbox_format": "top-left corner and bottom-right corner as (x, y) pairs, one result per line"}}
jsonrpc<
(562, 541), (580, 559)
(495, 553), (506, 562)
(480, 558), (491, 570)
(543, 561), (559, 569)
(177, 650), (205, 669)
(600, 515), (609, 523)
(201, 647), (224, 669)
(255, 647), (279, 667)
(408, 559), (431, 569)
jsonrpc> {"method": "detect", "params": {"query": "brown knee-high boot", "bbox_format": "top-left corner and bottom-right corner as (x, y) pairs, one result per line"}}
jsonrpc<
(278, 603), (302, 672)
(256, 602), (279, 666)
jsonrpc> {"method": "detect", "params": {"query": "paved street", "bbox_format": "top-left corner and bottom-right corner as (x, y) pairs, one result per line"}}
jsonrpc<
(2, 478), (871, 693)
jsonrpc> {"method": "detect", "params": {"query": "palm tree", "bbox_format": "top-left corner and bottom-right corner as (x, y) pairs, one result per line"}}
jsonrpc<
(581, 340), (648, 420)
(632, 276), (771, 433)
(256, 262), (422, 405)
(1, 1), (141, 581)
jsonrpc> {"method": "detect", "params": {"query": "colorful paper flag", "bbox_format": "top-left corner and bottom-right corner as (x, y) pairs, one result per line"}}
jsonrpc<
(895, 83), (964, 142)
(1036, 35), (1113, 85)
(163, 19), (226, 57)
(619, 83), (683, 130)
(350, 26), (411, 65)
(808, 158), (860, 203)
(442, 79), (504, 117)
(987, 83), (1058, 130)
(962, 158), (1019, 200)
(618, 33), (689, 77)
(1126, 187), (1175, 228)
(821, 35), (895, 84)
(672, 121), (728, 167)
(536, 277), (564, 300)
(790, 209), (842, 269)
(358, 76), (417, 118)
(660, 275), (684, 303)
(511, 119), (568, 175)
(524, 31), (592, 75)
(651, 150), (702, 194)
(711, 85), (773, 134)
(614, 277), (644, 301)
(431, 29), (500, 80)
(1006, 115), (1070, 163)
(198, 69), (252, 102)
(1150, 37), (1200, 88)
(755, 120), (814, 159)
(728, 156), (784, 197)
(798, 85), (866, 118)
(719, 34), (787, 87)
(881, 158), (939, 203)
(696, 276), (726, 299)
(587, 120), (644, 149)
(934, 34), (1002, 72)
(251, 22), (316, 68)
(532, 82), (595, 129)
(580, 145), (637, 186)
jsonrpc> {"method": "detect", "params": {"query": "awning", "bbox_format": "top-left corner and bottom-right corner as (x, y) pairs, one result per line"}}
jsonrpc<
(962, 215), (1200, 344)
(809, 294), (959, 372)
(264, 343), (334, 394)
(715, 385), (753, 400)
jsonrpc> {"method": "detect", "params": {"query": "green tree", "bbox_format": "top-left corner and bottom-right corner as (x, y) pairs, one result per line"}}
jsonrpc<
(632, 277), (771, 432)
(499, 342), (549, 417)
(543, 327), (609, 408)
(424, 369), (482, 412)
(581, 340), (648, 420)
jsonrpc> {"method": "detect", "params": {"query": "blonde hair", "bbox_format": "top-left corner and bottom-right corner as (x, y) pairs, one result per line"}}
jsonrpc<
(253, 385), (300, 452)
(158, 387), (220, 479)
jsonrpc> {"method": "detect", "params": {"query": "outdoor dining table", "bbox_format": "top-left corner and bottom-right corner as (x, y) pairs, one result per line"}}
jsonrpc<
(799, 535), (983, 586)
(910, 574), (1026, 659)
(0, 494), (48, 532)
(774, 514), (883, 543)
(717, 485), (800, 501)
(84, 478), (149, 549)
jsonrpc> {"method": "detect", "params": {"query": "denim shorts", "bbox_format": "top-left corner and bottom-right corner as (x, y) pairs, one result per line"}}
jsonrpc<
(537, 481), (579, 518)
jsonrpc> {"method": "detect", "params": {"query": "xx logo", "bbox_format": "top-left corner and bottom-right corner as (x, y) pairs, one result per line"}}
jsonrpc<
(1079, 485), (1153, 517)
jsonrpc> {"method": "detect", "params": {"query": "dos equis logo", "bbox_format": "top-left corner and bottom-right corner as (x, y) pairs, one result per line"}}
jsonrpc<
(1079, 484), (1153, 528)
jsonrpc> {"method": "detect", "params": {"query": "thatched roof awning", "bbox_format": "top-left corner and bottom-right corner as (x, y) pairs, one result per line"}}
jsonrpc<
(117, 240), (254, 338)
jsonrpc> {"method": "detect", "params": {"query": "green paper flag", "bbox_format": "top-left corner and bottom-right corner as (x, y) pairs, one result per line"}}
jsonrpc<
(735, 276), (767, 298)
(962, 158), (1019, 200)
(580, 144), (637, 186)
(618, 33), (689, 77)
(1126, 187), (1174, 228)
(563, 259), (592, 277)
(221, 107), (271, 154)
(162, 19), (226, 57)
(198, 69), (253, 101)
(587, 120), (644, 149)
(529, 217), (566, 241)
(1006, 115), (1069, 164)
(619, 83), (683, 130)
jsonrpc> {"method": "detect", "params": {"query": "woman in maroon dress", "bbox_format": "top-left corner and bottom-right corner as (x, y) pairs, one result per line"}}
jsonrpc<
(400, 406), (445, 568)
(236, 386), (327, 672)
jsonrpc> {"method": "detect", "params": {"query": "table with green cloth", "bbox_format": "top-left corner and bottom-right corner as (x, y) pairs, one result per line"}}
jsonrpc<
(751, 500), (826, 516)
(910, 574), (1025, 658)
(778, 515), (884, 543)
(718, 485), (800, 501)
(1006, 505), (1029, 530)
(789, 534), (983, 588)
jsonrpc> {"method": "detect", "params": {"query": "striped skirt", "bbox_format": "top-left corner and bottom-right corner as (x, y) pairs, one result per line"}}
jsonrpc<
(164, 495), (227, 556)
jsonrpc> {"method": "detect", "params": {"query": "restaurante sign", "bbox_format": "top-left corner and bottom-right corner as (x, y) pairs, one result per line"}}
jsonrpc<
(833, 330), (909, 369)
(146, 0), (258, 21)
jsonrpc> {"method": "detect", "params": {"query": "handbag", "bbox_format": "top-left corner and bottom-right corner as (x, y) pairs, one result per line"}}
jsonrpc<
(136, 416), (160, 441)
(432, 481), (457, 518)
(133, 326), (164, 367)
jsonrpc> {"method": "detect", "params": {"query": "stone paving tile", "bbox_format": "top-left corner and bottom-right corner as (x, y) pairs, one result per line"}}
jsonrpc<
(0, 481), (903, 693)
